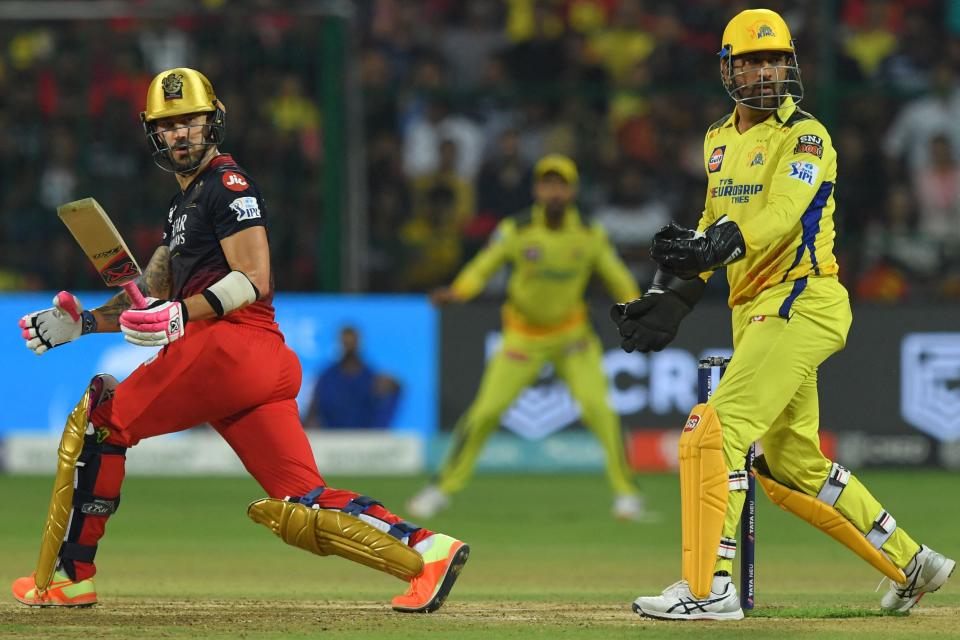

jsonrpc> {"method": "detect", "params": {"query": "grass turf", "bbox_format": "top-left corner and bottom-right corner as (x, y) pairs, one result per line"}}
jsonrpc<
(0, 471), (957, 639)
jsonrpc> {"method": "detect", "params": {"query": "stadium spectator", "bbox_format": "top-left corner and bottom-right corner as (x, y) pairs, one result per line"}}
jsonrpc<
(399, 184), (464, 290)
(912, 134), (960, 244)
(883, 62), (960, 173)
(303, 326), (402, 429)
(476, 128), (532, 221)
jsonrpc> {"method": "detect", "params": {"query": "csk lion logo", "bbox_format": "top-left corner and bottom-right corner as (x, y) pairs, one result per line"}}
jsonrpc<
(749, 22), (776, 39)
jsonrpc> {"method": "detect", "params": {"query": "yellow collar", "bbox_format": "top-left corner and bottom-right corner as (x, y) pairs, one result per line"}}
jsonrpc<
(531, 204), (582, 228)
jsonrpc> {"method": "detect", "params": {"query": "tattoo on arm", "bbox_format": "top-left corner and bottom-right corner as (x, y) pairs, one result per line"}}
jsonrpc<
(92, 246), (171, 331)
(141, 246), (172, 299)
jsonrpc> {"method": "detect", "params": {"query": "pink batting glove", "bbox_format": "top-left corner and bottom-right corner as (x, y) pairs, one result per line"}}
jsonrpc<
(119, 299), (188, 347)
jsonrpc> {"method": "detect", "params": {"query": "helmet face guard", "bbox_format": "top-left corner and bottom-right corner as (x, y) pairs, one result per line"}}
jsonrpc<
(141, 68), (227, 175)
(141, 108), (225, 174)
(720, 48), (804, 111)
(718, 9), (804, 111)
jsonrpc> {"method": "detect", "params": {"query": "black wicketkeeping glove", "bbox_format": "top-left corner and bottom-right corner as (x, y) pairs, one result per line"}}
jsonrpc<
(650, 215), (746, 279)
(609, 270), (706, 353)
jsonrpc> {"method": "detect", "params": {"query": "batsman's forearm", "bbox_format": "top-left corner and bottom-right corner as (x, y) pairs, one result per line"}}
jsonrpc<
(183, 293), (218, 322)
(92, 286), (145, 332)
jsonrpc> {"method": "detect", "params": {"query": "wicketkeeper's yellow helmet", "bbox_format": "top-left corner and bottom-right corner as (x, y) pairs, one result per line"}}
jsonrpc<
(720, 8), (795, 58)
(718, 9), (803, 111)
(140, 67), (226, 174)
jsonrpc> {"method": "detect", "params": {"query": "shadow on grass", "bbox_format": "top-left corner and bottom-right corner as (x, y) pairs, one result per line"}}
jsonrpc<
(747, 606), (909, 619)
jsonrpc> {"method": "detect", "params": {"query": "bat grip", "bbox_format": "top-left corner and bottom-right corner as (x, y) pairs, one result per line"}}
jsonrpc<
(122, 282), (148, 310)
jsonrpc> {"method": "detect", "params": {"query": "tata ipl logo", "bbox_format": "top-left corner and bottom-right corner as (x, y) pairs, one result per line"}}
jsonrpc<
(901, 333), (960, 441)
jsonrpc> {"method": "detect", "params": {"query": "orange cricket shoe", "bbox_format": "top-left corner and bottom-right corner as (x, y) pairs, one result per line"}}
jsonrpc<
(391, 534), (469, 613)
(12, 571), (97, 607)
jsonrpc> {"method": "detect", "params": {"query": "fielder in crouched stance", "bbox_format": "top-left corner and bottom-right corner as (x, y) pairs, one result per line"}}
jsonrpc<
(14, 68), (467, 612)
(611, 9), (954, 620)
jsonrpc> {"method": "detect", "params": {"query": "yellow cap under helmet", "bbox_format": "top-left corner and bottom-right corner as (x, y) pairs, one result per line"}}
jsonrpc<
(534, 154), (579, 185)
(719, 9), (794, 59)
(142, 67), (222, 122)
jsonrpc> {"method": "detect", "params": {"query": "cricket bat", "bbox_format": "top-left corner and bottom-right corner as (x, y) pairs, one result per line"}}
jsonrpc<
(57, 197), (147, 309)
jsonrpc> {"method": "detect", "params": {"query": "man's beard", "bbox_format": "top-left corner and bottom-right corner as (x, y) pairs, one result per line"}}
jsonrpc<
(170, 143), (204, 173)
(737, 82), (783, 109)
(544, 201), (566, 216)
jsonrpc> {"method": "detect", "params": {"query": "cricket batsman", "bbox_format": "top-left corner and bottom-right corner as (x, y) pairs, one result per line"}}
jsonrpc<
(13, 68), (468, 612)
(611, 9), (955, 620)
(407, 154), (647, 521)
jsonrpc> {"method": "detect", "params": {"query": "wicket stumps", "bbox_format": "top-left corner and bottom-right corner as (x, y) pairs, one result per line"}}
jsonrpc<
(697, 356), (755, 611)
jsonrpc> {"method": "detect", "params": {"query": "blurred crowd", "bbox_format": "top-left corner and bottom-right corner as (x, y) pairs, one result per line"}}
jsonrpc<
(2, 0), (960, 303)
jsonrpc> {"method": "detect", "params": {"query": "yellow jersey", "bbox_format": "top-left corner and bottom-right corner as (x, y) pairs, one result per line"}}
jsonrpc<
(451, 205), (639, 335)
(699, 97), (839, 314)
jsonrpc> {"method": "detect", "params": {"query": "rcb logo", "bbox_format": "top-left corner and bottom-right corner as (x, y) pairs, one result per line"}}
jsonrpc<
(162, 73), (184, 100)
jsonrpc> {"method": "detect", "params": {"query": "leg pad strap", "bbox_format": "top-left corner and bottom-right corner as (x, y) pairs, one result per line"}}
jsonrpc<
(60, 542), (97, 564)
(754, 456), (905, 583)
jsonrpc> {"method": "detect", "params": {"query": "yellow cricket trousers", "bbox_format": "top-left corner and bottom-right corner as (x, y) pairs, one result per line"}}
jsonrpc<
(708, 276), (919, 573)
(435, 322), (636, 497)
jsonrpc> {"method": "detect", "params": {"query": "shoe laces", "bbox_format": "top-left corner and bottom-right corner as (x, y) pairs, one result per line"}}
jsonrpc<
(661, 580), (689, 596)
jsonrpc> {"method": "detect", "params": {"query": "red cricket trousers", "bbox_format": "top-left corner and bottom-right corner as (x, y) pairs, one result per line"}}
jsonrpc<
(63, 320), (429, 581)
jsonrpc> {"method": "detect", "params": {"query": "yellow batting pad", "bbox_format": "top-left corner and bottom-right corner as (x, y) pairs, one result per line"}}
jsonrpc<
(35, 390), (90, 592)
(679, 403), (729, 599)
(248, 498), (424, 581)
(754, 463), (906, 583)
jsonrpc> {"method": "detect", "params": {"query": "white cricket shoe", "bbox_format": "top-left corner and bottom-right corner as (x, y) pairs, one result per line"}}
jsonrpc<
(880, 545), (955, 613)
(406, 485), (450, 520)
(613, 494), (645, 521)
(633, 575), (744, 621)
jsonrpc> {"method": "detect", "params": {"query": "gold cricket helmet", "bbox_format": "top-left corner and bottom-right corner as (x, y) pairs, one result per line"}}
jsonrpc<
(718, 9), (803, 110)
(141, 68), (226, 174)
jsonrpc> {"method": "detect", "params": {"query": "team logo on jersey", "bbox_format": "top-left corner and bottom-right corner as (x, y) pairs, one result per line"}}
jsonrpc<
(161, 73), (184, 100)
(794, 134), (823, 158)
(787, 161), (819, 185)
(748, 145), (765, 166)
(708, 146), (726, 173)
(222, 171), (249, 192)
(901, 333), (960, 440)
(229, 196), (261, 222)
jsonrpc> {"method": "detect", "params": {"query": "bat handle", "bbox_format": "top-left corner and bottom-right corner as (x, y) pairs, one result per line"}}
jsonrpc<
(122, 282), (148, 310)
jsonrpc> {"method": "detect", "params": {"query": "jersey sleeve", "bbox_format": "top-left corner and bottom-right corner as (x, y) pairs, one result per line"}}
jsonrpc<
(207, 169), (268, 241)
(732, 120), (834, 251)
(591, 223), (640, 302)
(450, 219), (514, 301)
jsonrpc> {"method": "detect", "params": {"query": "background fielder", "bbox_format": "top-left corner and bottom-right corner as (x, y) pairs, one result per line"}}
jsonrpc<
(408, 154), (646, 521)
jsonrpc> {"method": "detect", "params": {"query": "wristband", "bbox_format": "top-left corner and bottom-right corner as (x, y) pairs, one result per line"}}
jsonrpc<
(202, 271), (259, 317)
(81, 310), (97, 335)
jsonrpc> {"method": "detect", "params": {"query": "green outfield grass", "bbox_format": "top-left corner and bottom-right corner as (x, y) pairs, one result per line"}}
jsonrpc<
(1, 471), (957, 639)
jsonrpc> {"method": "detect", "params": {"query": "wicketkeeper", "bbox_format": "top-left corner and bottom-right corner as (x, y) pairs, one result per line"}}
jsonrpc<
(611, 9), (954, 620)
(13, 68), (468, 612)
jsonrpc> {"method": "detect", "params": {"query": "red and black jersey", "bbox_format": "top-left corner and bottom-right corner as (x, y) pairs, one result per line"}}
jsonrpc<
(162, 154), (279, 333)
